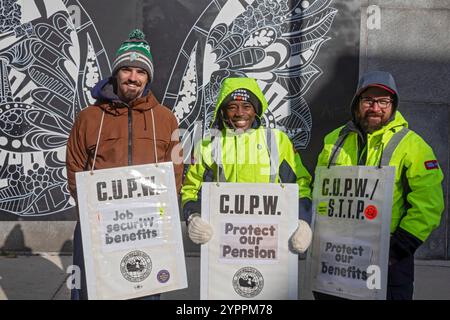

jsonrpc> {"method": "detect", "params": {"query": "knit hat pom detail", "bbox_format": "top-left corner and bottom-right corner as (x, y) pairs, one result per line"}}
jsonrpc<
(128, 29), (145, 41)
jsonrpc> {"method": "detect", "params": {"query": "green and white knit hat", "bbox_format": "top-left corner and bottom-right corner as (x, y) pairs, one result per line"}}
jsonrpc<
(112, 29), (154, 82)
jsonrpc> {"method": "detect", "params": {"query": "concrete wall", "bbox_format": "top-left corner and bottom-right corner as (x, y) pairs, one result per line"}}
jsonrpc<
(360, 0), (450, 259)
(0, 221), (75, 253)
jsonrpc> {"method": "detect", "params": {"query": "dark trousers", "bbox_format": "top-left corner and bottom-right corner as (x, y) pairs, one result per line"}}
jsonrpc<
(313, 255), (414, 300)
(71, 222), (88, 300)
(386, 255), (414, 300)
(71, 222), (160, 300)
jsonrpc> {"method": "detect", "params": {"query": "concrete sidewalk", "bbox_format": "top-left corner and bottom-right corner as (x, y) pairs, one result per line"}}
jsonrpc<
(1, 253), (449, 300)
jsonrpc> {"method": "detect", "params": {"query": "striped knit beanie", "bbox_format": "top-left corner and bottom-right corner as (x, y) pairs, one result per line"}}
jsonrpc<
(112, 29), (154, 83)
(221, 89), (261, 115)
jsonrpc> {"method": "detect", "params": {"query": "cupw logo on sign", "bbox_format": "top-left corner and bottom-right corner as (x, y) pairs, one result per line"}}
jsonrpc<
(424, 160), (439, 170)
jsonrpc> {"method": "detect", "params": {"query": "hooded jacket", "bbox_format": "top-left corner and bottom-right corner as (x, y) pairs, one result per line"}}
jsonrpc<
(316, 71), (444, 262)
(66, 77), (183, 203)
(181, 77), (312, 221)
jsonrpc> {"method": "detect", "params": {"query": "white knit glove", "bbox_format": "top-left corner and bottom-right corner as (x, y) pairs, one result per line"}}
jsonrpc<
(290, 219), (312, 253)
(187, 214), (213, 244)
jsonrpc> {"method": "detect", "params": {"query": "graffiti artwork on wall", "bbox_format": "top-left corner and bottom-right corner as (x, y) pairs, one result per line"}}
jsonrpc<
(163, 0), (337, 160)
(0, 0), (110, 217)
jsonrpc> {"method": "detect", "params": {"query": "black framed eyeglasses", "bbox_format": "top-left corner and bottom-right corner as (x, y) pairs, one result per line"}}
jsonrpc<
(360, 97), (393, 109)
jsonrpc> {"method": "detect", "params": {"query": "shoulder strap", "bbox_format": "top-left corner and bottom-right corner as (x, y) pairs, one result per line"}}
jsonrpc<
(327, 131), (348, 168)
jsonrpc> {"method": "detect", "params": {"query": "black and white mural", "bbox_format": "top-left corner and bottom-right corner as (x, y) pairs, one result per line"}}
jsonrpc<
(0, 0), (110, 219)
(163, 0), (337, 158)
(0, 0), (339, 220)
(0, 0), (351, 221)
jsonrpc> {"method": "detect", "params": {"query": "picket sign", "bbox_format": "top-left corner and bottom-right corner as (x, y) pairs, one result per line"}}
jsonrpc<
(76, 162), (187, 300)
(200, 182), (299, 300)
(307, 166), (395, 300)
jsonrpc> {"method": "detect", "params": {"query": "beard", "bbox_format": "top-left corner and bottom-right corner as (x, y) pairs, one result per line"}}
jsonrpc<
(121, 90), (142, 102)
(117, 80), (146, 103)
(356, 112), (386, 133)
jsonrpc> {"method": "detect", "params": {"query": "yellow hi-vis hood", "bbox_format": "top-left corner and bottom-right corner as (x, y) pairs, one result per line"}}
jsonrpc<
(211, 77), (268, 129)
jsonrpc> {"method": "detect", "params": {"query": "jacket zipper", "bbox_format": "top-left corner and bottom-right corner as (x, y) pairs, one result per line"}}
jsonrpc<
(126, 103), (132, 165)
(235, 135), (238, 181)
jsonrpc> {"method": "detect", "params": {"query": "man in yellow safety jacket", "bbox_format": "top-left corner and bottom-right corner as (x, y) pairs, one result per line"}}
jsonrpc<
(315, 70), (444, 299)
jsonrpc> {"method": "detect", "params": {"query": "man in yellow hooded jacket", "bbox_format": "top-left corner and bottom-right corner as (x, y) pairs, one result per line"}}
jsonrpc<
(181, 77), (313, 253)
(315, 71), (444, 299)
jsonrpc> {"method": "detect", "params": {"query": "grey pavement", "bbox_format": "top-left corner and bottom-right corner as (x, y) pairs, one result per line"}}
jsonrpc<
(1, 252), (449, 300)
